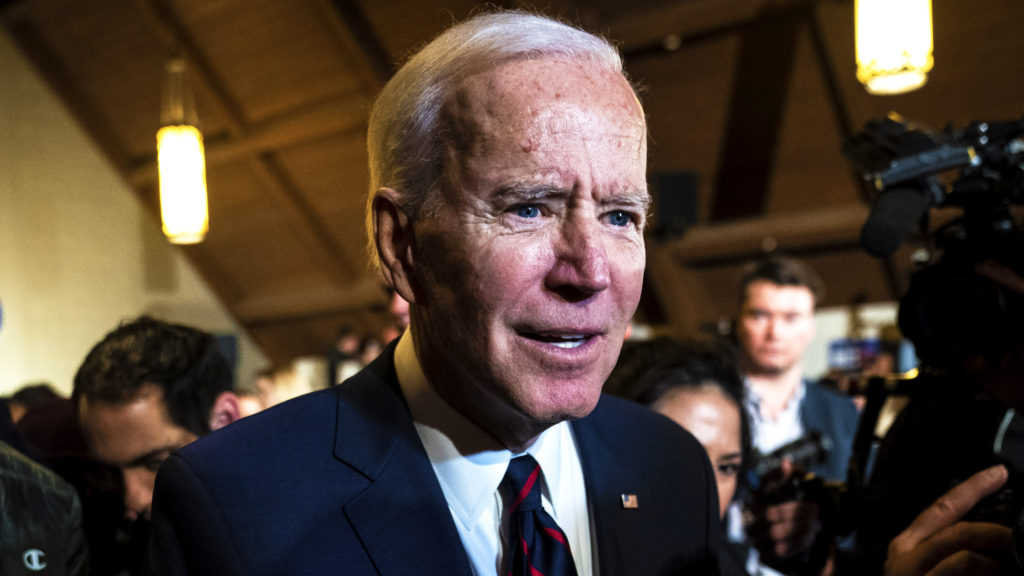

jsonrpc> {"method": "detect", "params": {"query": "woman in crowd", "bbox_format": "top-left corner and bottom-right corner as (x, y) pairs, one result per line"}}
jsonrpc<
(607, 335), (752, 517)
(606, 334), (760, 573)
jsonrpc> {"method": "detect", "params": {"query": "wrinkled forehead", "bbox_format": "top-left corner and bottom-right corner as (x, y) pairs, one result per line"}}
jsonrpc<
(444, 57), (646, 151)
(435, 58), (648, 205)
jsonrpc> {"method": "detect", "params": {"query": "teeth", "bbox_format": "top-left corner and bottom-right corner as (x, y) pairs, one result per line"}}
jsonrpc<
(551, 340), (584, 349)
(546, 334), (586, 349)
(523, 332), (589, 348)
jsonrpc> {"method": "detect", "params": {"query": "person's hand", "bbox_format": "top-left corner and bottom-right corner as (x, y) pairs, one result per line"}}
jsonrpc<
(885, 465), (1016, 576)
(759, 497), (823, 558)
(750, 460), (830, 575)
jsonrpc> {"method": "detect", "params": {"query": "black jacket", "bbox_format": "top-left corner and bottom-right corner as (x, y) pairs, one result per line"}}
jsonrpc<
(0, 439), (89, 575)
(152, 342), (727, 575)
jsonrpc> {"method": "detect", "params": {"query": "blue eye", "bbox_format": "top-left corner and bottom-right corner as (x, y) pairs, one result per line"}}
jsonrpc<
(516, 205), (541, 218)
(607, 210), (633, 227)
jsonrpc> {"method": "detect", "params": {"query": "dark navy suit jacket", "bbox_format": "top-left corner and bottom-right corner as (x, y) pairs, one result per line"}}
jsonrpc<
(801, 382), (860, 482)
(151, 346), (726, 575)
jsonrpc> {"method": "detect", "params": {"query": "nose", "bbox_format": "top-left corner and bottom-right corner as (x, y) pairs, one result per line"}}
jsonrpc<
(545, 215), (611, 300)
(122, 468), (153, 521)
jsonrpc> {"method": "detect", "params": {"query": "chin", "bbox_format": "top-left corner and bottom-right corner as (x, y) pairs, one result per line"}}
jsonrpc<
(754, 364), (791, 377)
(537, 383), (603, 423)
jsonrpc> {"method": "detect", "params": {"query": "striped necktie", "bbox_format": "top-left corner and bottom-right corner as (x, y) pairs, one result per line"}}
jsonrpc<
(502, 455), (579, 576)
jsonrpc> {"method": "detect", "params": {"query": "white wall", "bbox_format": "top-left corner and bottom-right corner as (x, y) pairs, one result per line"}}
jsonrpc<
(0, 31), (266, 396)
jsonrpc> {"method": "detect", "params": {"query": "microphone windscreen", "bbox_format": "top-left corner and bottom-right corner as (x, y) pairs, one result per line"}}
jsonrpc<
(860, 188), (933, 258)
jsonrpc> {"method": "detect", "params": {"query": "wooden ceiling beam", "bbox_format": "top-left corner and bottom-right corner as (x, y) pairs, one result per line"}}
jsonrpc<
(711, 7), (805, 221)
(133, 0), (366, 288)
(247, 154), (360, 286)
(807, 8), (855, 149)
(0, 0), (55, 24)
(668, 203), (869, 268)
(607, 0), (818, 53)
(127, 94), (371, 187)
(133, 0), (247, 133)
(316, 0), (393, 90)
(644, 242), (718, 332)
(804, 9), (907, 301)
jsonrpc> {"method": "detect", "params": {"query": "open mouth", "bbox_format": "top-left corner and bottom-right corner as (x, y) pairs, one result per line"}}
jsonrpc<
(522, 332), (590, 349)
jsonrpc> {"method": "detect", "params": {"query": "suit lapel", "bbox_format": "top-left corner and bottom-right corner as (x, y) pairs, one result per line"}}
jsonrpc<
(343, 438), (472, 576)
(572, 398), (648, 576)
(332, 346), (474, 576)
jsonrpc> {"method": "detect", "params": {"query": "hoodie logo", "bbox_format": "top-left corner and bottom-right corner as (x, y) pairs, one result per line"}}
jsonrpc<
(23, 549), (47, 571)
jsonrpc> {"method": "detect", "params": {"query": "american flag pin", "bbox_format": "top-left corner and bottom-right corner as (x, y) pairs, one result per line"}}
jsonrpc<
(620, 494), (639, 509)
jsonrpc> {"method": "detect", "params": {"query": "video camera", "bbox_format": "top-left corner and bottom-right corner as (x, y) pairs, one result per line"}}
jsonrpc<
(844, 112), (1024, 258)
(844, 113), (1024, 371)
(748, 432), (848, 576)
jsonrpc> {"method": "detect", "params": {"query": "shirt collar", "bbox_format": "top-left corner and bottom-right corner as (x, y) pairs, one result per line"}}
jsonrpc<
(393, 330), (570, 532)
(744, 377), (808, 418)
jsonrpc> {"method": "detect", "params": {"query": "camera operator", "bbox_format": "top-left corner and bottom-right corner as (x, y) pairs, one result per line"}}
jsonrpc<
(846, 257), (1024, 575)
(840, 113), (1024, 576)
(878, 263), (1024, 576)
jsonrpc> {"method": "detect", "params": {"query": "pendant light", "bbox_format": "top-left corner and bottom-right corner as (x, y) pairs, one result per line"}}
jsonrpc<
(157, 56), (208, 244)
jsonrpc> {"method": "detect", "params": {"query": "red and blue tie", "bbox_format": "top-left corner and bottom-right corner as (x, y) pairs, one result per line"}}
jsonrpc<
(503, 455), (579, 576)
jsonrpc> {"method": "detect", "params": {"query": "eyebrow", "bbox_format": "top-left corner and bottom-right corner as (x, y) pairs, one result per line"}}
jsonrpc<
(493, 182), (570, 202)
(494, 182), (651, 213)
(600, 189), (651, 214)
(122, 444), (182, 469)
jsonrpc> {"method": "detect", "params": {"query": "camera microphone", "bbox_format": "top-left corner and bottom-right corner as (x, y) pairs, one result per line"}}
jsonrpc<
(860, 186), (934, 258)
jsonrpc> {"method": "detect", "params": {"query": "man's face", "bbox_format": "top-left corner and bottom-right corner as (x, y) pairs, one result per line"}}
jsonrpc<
(737, 281), (816, 376)
(79, 384), (197, 521)
(408, 57), (648, 448)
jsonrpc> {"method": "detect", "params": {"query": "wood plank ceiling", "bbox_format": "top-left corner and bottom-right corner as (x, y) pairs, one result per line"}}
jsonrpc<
(3, 0), (1023, 365)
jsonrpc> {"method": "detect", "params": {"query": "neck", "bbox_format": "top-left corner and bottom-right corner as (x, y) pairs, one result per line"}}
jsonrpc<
(747, 364), (804, 421)
(403, 326), (543, 453)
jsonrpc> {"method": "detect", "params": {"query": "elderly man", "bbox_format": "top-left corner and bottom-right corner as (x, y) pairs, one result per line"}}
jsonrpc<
(150, 10), (723, 576)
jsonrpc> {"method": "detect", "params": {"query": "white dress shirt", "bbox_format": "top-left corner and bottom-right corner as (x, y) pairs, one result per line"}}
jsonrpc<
(744, 378), (807, 456)
(394, 331), (594, 576)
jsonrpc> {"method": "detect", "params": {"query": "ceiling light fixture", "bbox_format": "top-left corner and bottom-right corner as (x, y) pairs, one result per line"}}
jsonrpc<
(157, 56), (208, 244)
(855, 0), (934, 95)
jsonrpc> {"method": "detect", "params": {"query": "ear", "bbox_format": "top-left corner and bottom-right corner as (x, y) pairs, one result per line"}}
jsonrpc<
(208, 391), (242, 432)
(372, 187), (417, 304)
